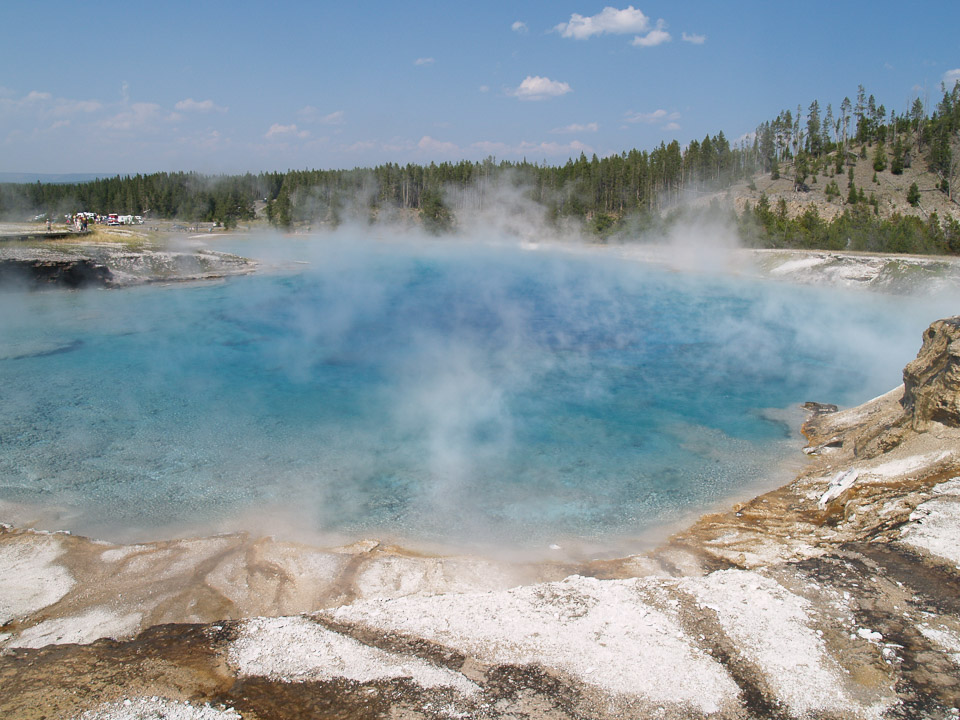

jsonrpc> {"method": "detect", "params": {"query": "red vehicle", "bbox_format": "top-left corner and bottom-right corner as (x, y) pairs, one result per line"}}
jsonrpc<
(107, 213), (120, 226)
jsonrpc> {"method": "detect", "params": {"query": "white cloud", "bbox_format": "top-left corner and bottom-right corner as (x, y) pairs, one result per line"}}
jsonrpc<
(472, 139), (593, 157)
(297, 106), (345, 125)
(554, 6), (650, 39)
(380, 139), (413, 153)
(196, 130), (223, 150)
(664, 121), (681, 131)
(101, 103), (179, 131)
(265, 123), (309, 139)
(510, 75), (572, 101)
(625, 109), (679, 124)
(417, 135), (460, 154)
(632, 20), (670, 47)
(345, 140), (377, 152)
(511, 21), (528, 34)
(479, 85), (490, 93)
(551, 122), (598, 134)
(0, 91), (101, 118)
(522, 140), (592, 156)
(681, 31), (705, 45)
(174, 98), (227, 113)
(175, 129), (230, 153)
(415, 57), (435, 66)
(944, 68), (960, 87)
(22, 90), (52, 104)
(471, 141), (511, 155)
(51, 99), (102, 116)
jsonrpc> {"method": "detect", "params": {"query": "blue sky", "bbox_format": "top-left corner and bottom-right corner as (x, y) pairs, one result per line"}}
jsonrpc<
(2, 1), (958, 175)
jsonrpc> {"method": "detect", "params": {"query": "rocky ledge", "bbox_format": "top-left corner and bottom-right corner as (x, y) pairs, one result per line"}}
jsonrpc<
(0, 257), (113, 288)
(0, 243), (255, 289)
(2, 319), (960, 719)
(752, 249), (960, 295)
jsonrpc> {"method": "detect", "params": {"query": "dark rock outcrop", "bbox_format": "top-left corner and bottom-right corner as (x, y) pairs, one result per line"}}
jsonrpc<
(0, 258), (113, 288)
(801, 401), (839, 416)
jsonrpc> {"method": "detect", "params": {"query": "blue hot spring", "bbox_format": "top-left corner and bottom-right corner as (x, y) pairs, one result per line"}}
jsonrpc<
(0, 238), (950, 555)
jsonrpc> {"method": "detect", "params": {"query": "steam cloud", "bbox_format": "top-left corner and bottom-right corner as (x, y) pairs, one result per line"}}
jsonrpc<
(2, 192), (958, 556)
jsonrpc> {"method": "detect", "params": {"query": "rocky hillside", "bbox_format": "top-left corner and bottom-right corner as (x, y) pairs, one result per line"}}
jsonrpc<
(698, 142), (960, 226)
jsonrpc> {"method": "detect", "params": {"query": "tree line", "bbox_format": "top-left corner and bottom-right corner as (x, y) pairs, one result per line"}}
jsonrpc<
(738, 196), (960, 255)
(1, 81), (957, 251)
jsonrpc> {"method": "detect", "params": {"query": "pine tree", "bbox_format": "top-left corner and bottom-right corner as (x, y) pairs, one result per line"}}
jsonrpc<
(794, 153), (809, 190)
(420, 188), (453, 233)
(911, 97), (926, 150)
(840, 96), (852, 151)
(875, 102), (887, 143)
(271, 186), (292, 228)
(824, 103), (835, 148)
(907, 182), (921, 206)
(806, 100), (822, 155)
(891, 138), (905, 175)
(793, 105), (803, 157)
(758, 122), (776, 172)
(755, 192), (772, 223)
(848, 182), (859, 205)
(867, 95), (878, 141)
(855, 85), (867, 141)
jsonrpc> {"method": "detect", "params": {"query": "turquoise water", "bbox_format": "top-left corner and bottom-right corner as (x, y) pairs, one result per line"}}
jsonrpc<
(0, 239), (950, 552)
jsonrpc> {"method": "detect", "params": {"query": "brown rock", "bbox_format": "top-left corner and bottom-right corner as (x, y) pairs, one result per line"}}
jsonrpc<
(902, 316), (960, 430)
